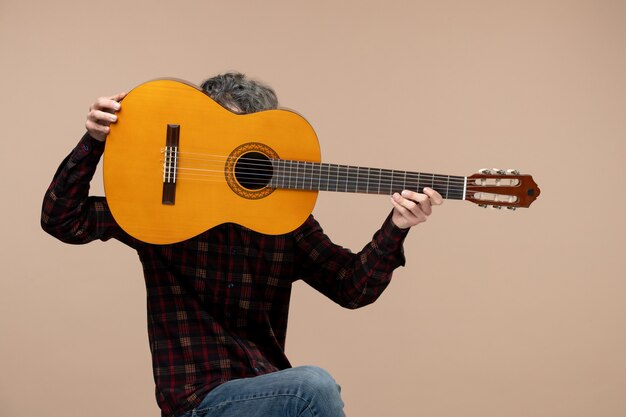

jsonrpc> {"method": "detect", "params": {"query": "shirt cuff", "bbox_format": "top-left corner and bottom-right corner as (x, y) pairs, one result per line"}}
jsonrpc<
(70, 132), (106, 163)
(380, 210), (410, 240)
(371, 211), (409, 265)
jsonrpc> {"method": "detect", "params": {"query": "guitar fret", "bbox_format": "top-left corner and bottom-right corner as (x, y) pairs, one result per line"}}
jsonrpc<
(312, 162), (321, 190)
(336, 165), (345, 192)
(346, 165), (356, 193)
(385, 168), (391, 194)
(325, 164), (332, 191)
(373, 168), (381, 194)
(305, 161), (313, 190)
(288, 160), (293, 189)
(282, 160), (286, 189)
(347, 166), (353, 193)
(294, 161), (300, 189)
(361, 167), (368, 194)
(280, 160), (285, 188)
(423, 173), (429, 192)
(391, 170), (399, 194)
(328, 164), (338, 191)
(302, 161), (308, 190)
(395, 170), (402, 193)
(319, 163), (327, 191)
(271, 159), (276, 187)
(276, 159), (280, 188)
(345, 165), (351, 192)
(406, 172), (417, 193)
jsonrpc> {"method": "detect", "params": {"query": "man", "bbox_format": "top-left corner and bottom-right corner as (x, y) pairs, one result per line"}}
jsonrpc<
(41, 72), (442, 417)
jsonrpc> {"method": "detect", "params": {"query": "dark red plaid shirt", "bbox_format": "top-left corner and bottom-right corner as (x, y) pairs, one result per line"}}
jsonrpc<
(41, 133), (409, 417)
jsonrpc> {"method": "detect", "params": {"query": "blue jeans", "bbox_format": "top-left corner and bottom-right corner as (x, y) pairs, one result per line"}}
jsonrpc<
(180, 366), (345, 417)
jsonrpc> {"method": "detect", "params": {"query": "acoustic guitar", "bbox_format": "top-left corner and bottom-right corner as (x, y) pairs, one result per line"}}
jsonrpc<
(103, 79), (540, 244)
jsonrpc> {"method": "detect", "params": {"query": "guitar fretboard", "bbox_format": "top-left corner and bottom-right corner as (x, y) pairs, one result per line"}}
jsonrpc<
(269, 159), (466, 200)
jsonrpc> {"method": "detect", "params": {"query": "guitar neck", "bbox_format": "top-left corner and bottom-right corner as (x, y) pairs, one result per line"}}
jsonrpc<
(269, 159), (466, 200)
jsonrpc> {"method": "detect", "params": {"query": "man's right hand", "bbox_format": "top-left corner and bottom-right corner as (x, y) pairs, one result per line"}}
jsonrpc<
(85, 92), (127, 142)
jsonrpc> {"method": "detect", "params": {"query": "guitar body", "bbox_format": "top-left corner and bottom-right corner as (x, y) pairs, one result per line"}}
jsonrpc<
(104, 79), (320, 244)
(105, 79), (540, 244)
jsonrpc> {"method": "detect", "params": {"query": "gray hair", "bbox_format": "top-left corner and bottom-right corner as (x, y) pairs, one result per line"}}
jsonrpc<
(200, 72), (278, 114)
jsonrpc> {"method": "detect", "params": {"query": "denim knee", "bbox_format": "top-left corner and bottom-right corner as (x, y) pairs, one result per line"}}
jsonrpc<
(292, 366), (344, 416)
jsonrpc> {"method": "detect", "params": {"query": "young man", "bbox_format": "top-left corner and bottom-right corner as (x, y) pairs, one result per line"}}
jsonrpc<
(41, 72), (442, 417)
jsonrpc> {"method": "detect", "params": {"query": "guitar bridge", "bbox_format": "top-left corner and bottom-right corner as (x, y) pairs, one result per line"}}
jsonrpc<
(162, 124), (180, 205)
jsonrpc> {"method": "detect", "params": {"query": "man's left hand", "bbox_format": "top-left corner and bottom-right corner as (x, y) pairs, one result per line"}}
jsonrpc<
(390, 188), (443, 229)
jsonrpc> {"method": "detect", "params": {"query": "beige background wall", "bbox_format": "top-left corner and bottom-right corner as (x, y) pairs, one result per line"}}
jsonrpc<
(1, 1), (625, 416)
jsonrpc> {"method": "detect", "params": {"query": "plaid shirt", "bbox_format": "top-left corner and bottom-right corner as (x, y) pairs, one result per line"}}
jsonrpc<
(41, 133), (409, 417)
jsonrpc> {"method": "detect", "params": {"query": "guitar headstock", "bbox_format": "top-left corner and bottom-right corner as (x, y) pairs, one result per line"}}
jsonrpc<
(466, 169), (540, 210)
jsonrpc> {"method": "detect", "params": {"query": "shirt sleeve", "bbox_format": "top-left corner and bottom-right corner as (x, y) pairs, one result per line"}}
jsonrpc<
(293, 213), (409, 309)
(41, 133), (138, 247)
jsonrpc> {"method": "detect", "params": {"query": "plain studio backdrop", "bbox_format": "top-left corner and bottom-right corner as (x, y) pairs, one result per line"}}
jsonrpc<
(1, 1), (625, 416)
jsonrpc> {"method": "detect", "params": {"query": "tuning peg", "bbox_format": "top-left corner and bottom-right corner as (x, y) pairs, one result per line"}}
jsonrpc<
(506, 206), (517, 211)
(478, 204), (488, 208)
(506, 169), (520, 175)
(492, 205), (502, 210)
(493, 168), (506, 175)
(479, 168), (491, 175)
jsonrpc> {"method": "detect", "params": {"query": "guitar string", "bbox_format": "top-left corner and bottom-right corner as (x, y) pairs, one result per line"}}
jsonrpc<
(169, 165), (469, 187)
(172, 165), (469, 185)
(164, 161), (470, 187)
(172, 149), (513, 178)
(167, 166), (510, 192)
(167, 172), (512, 202)
(164, 152), (474, 184)
(169, 180), (508, 201)
(162, 155), (510, 193)
(170, 151), (520, 180)
(172, 172), (468, 188)
(165, 158), (500, 188)
(165, 159), (472, 192)
(171, 176), (470, 194)
(161, 166), (503, 198)
(164, 174), (513, 203)
(179, 160), (470, 182)
(167, 173), (471, 195)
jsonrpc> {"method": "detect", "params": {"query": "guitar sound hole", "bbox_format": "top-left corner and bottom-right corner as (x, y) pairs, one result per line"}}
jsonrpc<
(235, 152), (273, 190)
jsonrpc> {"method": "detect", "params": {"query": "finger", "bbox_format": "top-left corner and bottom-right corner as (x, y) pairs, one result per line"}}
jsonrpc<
(390, 195), (411, 220)
(90, 94), (124, 113)
(109, 91), (127, 102)
(391, 200), (427, 226)
(419, 198), (432, 216)
(400, 190), (432, 216)
(85, 119), (111, 135)
(423, 187), (444, 205)
(395, 191), (420, 212)
(88, 109), (118, 124)
(398, 189), (428, 204)
(392, 193), (427, 221)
